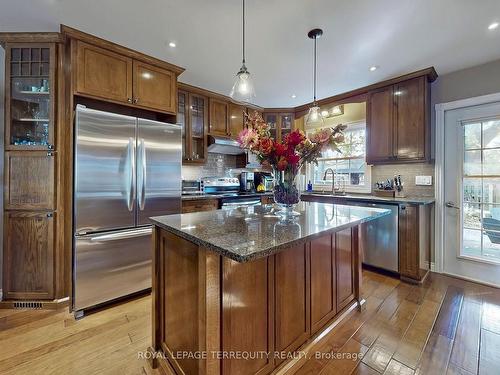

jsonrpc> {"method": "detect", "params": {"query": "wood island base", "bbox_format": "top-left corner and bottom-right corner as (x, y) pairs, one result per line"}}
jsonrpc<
(149, 224), (363, 375)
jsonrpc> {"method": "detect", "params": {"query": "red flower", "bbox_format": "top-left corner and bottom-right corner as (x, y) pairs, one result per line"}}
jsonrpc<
(277, 156), (288, 171)
(259, 138), (274, 155)
(274, 143), (287, 156)
(286, 153), (300, 165)
(285, 130), (306, 146)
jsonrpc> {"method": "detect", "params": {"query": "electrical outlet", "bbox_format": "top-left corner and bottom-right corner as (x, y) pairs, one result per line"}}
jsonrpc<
(415, 175), (432, 186)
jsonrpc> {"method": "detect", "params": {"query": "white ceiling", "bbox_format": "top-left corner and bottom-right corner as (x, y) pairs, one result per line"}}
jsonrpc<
(1, 0), (500, 107)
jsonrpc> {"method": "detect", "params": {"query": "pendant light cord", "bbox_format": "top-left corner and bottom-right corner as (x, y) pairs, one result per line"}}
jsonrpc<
(313, 36), (317, 104)
(242, 0), (246, 64)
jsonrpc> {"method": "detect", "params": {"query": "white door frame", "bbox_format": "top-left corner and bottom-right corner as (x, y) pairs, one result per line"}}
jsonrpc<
(435, 92), (500, 280)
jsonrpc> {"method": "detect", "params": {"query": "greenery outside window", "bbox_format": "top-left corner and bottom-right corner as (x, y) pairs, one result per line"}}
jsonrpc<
(307, 121), (371, 193)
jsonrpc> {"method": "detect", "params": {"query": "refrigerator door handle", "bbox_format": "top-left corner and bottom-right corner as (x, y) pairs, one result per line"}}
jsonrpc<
(127, 137), (136, 212)
(138, 138), (147, 211)
(86, 227), (153, 242)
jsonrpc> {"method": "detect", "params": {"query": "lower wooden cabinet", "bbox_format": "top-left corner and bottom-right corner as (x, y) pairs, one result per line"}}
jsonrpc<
(310, 234), (336, 334)
(3, 211), (55, 300)
(274, 244), (310, 363)
(181, 198), (219, 213)
(336, 228), (355, 310)
(399, 204), (431, 282)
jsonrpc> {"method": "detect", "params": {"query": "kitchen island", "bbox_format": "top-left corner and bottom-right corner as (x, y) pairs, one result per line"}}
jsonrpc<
(148, 202), (390, 375)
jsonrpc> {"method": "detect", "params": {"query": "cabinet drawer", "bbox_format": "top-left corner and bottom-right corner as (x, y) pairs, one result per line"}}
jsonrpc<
(181, 199), (219, 213)
(5, 151), (56, 210)
(75, 41), (133, 104)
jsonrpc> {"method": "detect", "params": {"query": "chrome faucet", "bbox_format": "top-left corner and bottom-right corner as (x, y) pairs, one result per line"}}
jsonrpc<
(323, 168), (335, 194)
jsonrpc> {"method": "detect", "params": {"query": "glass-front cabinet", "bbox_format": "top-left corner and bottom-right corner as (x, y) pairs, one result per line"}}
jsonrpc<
(177, 90), (208, 164)
(263, 112), (295, 142)
(6, 44), (55, 150)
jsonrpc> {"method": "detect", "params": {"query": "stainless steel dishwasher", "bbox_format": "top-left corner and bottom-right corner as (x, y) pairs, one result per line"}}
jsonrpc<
(348, 201), (399, 273)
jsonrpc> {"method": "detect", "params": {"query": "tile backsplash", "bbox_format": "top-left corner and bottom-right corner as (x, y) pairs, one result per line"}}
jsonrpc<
(182, 153), (239, 180)
(371, 162), (435, 197)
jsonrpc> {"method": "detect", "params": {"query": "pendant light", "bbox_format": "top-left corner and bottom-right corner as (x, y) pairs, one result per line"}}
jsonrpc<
(305, 28), (324, 127)
(230, 0), (256, 102)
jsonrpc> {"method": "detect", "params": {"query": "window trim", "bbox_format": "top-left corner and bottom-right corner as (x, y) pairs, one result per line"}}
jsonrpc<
(306, 120), (372, 194)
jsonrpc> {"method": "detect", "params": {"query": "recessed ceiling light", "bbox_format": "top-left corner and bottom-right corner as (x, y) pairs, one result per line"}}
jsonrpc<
(291, 94), (297, 98)
(488, 22), (499, 30)
(168, 41), (176, 48)
(369, 66), (378, 72)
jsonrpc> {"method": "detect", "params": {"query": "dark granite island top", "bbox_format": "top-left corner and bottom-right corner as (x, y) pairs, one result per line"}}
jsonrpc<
(150, 201), (390, 263)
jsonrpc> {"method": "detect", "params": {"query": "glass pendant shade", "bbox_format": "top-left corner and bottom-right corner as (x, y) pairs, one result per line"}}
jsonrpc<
(305, 105), (324, 127)
(230, 64), (255, 102)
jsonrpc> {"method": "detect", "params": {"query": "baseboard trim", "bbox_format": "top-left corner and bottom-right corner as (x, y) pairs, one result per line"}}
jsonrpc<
(0, 297), (69, 310)
(440, 271), (500, 289)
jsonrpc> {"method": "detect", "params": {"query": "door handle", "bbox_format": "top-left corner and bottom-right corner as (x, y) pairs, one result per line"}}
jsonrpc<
(445, 201), (460, 210)
(88, 227), (153, 242)
(127, 137), (136, 212)
(138, 138), (147, 210)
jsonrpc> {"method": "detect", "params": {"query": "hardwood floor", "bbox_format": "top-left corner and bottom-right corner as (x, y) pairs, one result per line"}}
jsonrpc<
(0, 271), (498, 375)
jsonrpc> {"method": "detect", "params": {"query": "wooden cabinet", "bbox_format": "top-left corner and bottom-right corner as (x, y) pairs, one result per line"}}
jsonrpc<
(274, 244), (310, 364)
(222, 257), (275, 375)
(310, 234), (337, 334)
(263, 112), (295, 142)
(5, 43), (56, 150)
(75, 41), (133, 104)
(5, 151), (55, 210)
(132, 60), (176, 113)
(228, 103), (245, 138)
(3, 211), (55, 300)
(366, 86), (394, 163)
(178, 90), (208, 163)
(336, 228), (355, 310)
(399, 204), (431, 283)
(74, 40), (178, 114)
(366, 76), (430, 164)
(181, 198), (218, 213)
(1, 36), (66, 304)
(209, 98), (229, 136)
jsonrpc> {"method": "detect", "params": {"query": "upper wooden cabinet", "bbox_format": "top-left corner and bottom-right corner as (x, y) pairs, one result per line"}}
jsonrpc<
(75, 41), (133, 104)
(209, 98), (229, 136)
(228, 103), (245, 138)
(73, 40), (180, 114)
(178, 90), (209, 164)
(366, 76), (430, 164)
(132, 60), (176, 113)
(5, 43), (56, 150)
(263, 112), (295, 142)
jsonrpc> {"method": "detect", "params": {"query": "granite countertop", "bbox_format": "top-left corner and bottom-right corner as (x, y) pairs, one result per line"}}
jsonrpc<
(150, 202), (391, 263)
(181, 192), (273, 201)
(301, 192), (435, 205)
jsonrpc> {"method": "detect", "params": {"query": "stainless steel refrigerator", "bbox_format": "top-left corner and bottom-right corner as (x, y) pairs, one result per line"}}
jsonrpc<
(73, 105), (181, 315)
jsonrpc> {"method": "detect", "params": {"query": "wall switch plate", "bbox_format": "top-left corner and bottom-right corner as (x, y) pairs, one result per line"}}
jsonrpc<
(415, 175), (432, 186)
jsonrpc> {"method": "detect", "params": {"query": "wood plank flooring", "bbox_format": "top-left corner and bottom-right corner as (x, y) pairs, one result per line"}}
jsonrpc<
(0, 271), (498, 375)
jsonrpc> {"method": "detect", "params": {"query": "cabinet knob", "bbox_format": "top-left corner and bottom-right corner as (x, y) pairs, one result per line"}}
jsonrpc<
(46, 213), (53, 218)
(47, 144), (54, 150)
(47, 151), (55, 157)
(134, 98), (139, 104)
(127, 98), (133, 103)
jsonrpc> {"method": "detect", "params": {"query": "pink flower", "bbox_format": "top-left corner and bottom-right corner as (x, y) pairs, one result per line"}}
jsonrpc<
(237, 128), (259, 150)
(277, 156), (288, 171)
(309, 128), (332, 144)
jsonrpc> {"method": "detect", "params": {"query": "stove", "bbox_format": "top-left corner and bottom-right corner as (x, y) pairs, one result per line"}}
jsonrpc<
(201, 176), (263, 208)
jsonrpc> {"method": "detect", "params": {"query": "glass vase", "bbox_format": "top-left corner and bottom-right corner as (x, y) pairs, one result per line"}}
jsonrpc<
(273, 168), (300, 219)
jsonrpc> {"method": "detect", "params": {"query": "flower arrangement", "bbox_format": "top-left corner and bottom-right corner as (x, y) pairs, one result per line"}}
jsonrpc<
(237, 111), (346, 215)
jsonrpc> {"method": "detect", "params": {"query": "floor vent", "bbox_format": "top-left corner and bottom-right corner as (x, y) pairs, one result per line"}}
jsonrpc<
(13, 301), (43, 309)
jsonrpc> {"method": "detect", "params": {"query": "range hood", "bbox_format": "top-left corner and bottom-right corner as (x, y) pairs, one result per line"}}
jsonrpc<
(207, 135), (244, 155)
